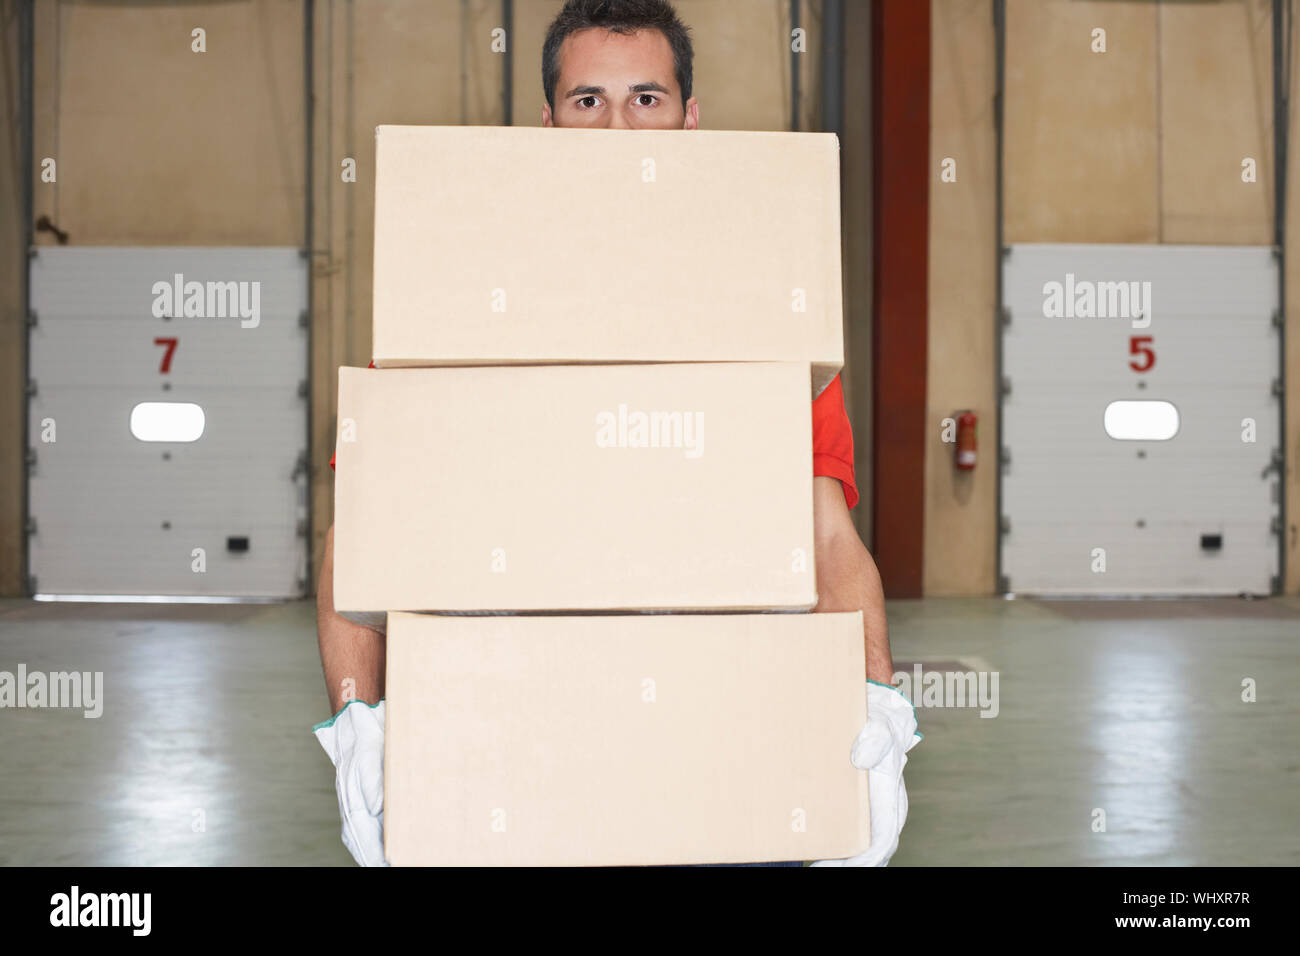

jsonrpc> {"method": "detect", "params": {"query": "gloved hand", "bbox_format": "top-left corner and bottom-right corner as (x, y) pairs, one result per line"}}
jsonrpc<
(812, 680), (921, 867)
(313, 699), (388, 867)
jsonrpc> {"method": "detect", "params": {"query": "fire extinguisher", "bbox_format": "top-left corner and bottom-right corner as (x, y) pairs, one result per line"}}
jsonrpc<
(955, 410), (977, 470)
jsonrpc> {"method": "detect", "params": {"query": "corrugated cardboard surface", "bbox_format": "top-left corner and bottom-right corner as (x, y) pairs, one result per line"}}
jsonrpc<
(333, 362), (815, 612)
(384, 611), (869, 867)
(372, 125), (844, 396)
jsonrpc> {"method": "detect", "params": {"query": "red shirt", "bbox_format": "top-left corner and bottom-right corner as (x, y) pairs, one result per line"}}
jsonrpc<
(331, 366), (859, 510)
(810, 373), (859, 509)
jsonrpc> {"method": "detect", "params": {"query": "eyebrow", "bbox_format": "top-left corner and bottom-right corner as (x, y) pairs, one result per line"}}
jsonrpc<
(564, 81), (671, 98)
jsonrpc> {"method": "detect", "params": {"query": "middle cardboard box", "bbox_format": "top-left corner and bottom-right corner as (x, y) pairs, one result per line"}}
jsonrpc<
(332, 360), (815, 614)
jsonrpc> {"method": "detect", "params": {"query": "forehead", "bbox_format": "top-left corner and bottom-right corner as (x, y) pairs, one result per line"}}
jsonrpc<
(556, 27), (678, 89)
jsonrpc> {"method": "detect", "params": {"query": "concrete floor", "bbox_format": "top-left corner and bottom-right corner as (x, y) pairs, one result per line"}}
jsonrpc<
(1, 596), (1297, 866)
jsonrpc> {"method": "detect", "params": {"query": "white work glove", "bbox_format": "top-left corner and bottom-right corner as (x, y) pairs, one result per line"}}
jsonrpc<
(313, 699), (389, 867)
(812, 680), (921, 867)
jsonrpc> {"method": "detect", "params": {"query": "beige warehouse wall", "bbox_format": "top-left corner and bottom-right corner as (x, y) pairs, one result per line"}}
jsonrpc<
(1159, 0), (1273, 244)
(32, 1), (305, 244)
(1005, 0), (1273, 244)
(1004, 0), (1160, 243)
(924, 0), (998, 596)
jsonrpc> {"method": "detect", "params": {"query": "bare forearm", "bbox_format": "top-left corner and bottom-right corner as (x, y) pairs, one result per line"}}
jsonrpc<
(811, 476), (894, 684)
(815, 533), (894, 682)
(316, 524), (387, 714)
(857, 548), (893, 683)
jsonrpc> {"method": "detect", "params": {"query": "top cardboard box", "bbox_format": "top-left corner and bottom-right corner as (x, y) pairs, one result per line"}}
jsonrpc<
(372, 125), (844, 396)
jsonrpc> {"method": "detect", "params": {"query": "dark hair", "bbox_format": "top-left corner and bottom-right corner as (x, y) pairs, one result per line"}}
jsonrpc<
(542, 0), (694, 110)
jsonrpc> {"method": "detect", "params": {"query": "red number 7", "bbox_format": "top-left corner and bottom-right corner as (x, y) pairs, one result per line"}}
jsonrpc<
(154, 337), (179, 374)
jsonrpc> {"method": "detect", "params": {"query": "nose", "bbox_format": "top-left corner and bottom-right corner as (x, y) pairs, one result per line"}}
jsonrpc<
(607, 105), (632, 130)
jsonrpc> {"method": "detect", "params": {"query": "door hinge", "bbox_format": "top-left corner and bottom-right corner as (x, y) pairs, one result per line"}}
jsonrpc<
(1000, 515), (1011, 535)
(298, 309), (309, 328)
(298, 379), (309, 400)
(998, 574), (1011, 593)
(27, 309), (38, 327)
(1260, 448), (1282, 479)
(1000, 377), (1012, 397)
(292, 450), (308, 480)
(1270, 515), (1282, 535)
(25, 517), (36, 536)
(1271, 378), (1282, 398)
(25, 448), (36, 473)
(1000, 306), (1011, 327)
(26, 379), (37, 398)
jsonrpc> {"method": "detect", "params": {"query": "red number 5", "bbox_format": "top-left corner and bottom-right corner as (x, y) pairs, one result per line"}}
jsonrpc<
(154, 336), (179, 374)
(1129, 335), (1154, 373)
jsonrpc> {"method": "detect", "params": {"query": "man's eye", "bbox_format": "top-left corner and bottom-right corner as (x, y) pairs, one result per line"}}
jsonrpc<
(577, 96), (599, 109)
(635, 93), (658, 107)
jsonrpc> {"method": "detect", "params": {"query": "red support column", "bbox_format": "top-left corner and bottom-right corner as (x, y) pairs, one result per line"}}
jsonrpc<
(870, 0), (930, 598)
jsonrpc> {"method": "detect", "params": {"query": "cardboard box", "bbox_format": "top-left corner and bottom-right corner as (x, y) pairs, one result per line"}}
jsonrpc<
(332, 361), (816, 613)
(383, 611), (869, 867)
(372, 125), (844, 396)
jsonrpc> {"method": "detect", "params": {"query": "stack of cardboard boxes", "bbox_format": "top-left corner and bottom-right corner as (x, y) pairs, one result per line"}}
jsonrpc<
(333, 126), (869, 866)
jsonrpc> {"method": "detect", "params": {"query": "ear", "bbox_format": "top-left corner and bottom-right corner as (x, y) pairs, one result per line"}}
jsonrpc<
(541, 102), (555, 127)
(683, 98), (699, 130)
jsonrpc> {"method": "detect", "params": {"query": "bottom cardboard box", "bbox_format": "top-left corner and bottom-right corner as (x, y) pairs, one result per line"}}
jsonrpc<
(384, 611), (869, 866)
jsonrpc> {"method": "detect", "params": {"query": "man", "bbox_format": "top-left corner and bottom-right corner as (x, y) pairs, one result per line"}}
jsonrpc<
(314, 0), (920, 868)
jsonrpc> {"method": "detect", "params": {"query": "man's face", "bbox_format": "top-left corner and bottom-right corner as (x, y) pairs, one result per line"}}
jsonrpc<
(543, 27), (699, 129)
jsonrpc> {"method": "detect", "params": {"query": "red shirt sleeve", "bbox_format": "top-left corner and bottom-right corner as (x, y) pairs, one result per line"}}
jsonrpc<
(329, 361), (376, 471)
(811, 373), (859, 510)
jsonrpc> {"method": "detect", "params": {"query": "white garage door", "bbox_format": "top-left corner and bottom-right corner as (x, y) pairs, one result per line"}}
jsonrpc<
(27, 247), (309, 598)
(1000, 243), (1280, 595)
